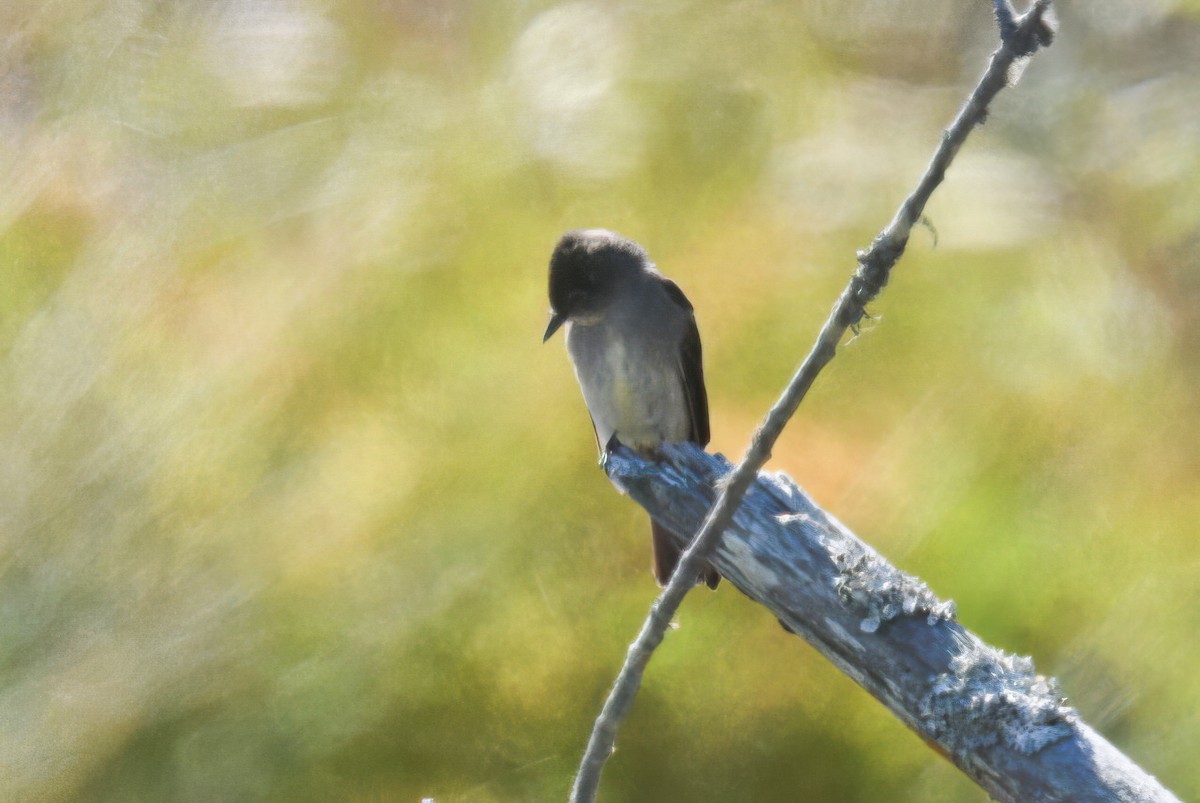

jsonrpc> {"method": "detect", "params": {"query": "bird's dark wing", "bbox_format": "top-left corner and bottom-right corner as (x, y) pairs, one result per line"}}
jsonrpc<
(655, 276), (719, 589)
(660, 278), (709, 447)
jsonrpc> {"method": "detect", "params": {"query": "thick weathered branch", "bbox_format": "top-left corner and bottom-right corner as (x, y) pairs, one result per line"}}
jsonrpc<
(606, 442), (1178, 803)
(569, 4), (1060, 801)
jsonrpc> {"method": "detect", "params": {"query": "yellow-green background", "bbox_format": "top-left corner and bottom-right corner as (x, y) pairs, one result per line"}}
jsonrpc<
(2, 1), (1197, 800)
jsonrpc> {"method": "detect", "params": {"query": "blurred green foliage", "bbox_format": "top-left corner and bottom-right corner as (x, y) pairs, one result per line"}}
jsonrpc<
(1, 1), (1198, 801)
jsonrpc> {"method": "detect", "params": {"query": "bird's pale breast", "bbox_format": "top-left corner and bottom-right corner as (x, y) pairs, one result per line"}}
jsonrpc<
(565, 312), (690, 453)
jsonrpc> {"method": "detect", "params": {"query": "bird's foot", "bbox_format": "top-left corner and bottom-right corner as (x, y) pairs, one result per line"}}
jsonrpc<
(599, 433), (624, 468)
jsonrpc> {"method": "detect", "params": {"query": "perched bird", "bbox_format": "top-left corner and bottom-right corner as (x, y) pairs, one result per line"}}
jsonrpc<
(543, 229), (719, 589)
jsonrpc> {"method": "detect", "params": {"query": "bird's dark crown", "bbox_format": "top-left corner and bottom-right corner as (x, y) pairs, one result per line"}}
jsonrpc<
(547, 229), (648, 319)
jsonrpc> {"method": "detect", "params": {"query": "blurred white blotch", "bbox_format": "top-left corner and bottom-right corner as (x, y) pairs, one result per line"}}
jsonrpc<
(509, 2), (645, 180)
(307, 73), (441, 266)
(1087, 0), (1176, 34)
(762, 79), (954, 234)
(1093, 75), (1200, 200)
(986, 239), (1174, 390)
(204, 0), (345, 108)
(928, 150), (1063, 250)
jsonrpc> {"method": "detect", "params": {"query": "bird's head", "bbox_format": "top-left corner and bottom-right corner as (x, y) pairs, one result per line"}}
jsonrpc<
(543, 229), (647, 341)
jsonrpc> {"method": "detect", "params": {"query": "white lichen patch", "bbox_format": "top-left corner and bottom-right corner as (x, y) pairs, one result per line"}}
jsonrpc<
(762, 470), (812, 508)
(823, 535), (956, 632)
(823, 617), (865, 654)
(776, 511), (817, 528)
(920, 639), (1076, 756)
(717, 536), (783, 592)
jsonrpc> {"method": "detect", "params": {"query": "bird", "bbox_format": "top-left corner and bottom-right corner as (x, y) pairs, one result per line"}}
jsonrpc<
(543, 229), (720, 589)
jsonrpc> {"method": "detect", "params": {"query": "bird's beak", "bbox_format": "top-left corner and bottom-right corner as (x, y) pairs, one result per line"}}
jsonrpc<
(542, 311), (566, 342)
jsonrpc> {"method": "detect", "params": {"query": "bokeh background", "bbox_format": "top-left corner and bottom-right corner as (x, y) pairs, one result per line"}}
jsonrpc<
(2, 1), (1198, 800)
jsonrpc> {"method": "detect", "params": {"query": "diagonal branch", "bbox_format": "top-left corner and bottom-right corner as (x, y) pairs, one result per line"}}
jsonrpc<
(604, 443), (1179, 802)
(570, 3), (1059, 802)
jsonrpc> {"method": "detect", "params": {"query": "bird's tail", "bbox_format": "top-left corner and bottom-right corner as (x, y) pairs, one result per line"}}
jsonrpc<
(651, 519), (720, 589)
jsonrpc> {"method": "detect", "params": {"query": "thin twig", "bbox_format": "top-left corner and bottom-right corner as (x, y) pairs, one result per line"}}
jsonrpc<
(569, 3), (1057, 801)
